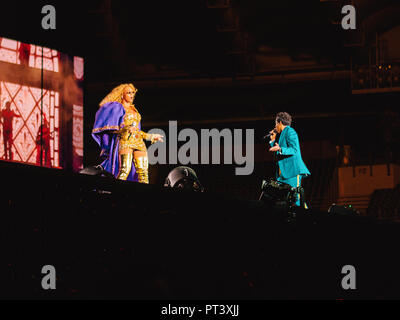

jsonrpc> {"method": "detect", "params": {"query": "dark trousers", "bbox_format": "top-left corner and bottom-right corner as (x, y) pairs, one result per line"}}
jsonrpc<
(3, 130), (12, 160)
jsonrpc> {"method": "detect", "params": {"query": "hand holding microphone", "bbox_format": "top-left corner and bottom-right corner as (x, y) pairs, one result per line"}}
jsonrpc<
(263, 129), (277, 141)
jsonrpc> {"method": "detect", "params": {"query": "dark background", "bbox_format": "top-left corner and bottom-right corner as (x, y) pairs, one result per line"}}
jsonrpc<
(1, 0), (400, 300)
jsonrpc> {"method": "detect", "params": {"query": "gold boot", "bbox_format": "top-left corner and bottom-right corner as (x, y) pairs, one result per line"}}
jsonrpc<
(117, 153), (133, 180)
(133, 156), (149, 184)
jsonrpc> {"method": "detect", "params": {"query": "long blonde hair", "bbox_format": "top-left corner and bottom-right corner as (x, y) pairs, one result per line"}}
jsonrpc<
(99, 83), (138, 107)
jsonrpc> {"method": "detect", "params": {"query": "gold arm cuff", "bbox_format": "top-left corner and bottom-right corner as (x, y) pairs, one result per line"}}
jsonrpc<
(92, 125), (120, 134)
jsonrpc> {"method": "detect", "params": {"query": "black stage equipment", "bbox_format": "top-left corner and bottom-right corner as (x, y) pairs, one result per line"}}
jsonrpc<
(259, 178), (305, 209)
(164, 166), (204, 192)
(79, 165), (115, 179)
(328, 204), (359, 216)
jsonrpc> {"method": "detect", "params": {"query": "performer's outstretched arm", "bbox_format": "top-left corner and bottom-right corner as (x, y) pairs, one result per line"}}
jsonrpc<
(140, 130), (164, 144)
(140, 131), (153, 142)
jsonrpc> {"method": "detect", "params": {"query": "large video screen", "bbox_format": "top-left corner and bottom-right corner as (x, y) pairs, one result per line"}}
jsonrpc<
(0, 37), (84, 171)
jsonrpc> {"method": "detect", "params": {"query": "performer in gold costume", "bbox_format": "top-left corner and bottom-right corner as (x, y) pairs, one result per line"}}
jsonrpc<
(92, 84), (164, 183)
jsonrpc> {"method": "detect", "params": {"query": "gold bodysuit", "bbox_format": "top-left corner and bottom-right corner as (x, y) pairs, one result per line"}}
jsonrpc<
(118, 105), (153, 152)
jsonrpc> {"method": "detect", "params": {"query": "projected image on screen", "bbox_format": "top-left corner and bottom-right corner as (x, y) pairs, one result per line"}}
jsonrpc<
(0, 83), (60, 167)
(0, 37), (84, 171)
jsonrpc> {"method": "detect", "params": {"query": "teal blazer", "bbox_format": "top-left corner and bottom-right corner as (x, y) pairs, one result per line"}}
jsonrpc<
(270, 126), (310, 179)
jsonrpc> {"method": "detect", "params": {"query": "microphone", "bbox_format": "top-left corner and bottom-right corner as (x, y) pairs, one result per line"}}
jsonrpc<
(263, 129), (277, 140)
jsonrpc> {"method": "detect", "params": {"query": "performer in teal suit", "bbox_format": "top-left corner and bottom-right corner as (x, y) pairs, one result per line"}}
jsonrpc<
(269, 112), (310, 207)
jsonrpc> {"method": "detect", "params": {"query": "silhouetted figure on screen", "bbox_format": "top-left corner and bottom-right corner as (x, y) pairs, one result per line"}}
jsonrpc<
(18, 43), (31, 67)
(35, 114), (52, 167)
(0, 101), (21, 161)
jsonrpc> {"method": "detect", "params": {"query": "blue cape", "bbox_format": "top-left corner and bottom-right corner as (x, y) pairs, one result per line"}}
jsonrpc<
(92, 102), (139, 181)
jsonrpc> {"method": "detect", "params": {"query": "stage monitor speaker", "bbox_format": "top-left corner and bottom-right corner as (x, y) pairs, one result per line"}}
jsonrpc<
(328, 204), (359, 216)
(164, 166), (204, 192)
(79, 165), (115, 179)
